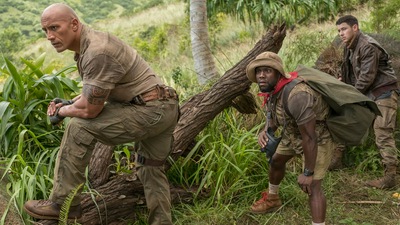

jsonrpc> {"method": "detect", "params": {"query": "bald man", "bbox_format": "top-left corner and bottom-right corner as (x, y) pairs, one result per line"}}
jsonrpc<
(23, 3), (179, 224)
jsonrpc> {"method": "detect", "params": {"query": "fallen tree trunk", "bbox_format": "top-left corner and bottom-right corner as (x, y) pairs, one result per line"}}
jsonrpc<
(172, 24), (287, 158)
(37, 24), (287, 225)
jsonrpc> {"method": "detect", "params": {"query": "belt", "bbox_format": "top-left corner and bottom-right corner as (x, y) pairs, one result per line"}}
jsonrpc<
(136, 154), (165, 167)
(130, 85), (178, 105)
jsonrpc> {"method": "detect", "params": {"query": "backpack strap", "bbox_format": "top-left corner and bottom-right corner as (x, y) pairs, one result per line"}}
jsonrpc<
(282, 78), (302, 118)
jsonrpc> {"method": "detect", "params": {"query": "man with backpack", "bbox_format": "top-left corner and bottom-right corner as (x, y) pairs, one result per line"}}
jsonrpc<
(246, 51), (336, 225)
(333, 15), (399, 189)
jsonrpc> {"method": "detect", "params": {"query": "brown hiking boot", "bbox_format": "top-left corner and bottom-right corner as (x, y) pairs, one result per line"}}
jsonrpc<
(23, 199), (82, 220)
(250, 191), (282, 214)
(328, 146), (344, 171)
(366, 166), (397, 189)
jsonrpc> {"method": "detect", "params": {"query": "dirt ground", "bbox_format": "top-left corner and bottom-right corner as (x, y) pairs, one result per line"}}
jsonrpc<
(327, 170), (400, 225)
(0, 183), (23, 225)
(232, 168), (400, 225)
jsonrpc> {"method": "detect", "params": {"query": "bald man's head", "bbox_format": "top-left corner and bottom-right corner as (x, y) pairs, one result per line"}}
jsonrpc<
(41, 3), (79, 23)
(41, 3), (82, 53)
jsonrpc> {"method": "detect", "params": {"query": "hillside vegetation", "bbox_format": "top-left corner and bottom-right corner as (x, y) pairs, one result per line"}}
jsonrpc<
(1, 0), (400, 225)
(0, 0), (172, 64)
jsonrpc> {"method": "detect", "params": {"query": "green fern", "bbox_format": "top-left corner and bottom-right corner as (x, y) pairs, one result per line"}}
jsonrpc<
(58, 183), (84, 225)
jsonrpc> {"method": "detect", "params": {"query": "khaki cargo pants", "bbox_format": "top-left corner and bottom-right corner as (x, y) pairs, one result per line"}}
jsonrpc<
(374, 91), (399, 167)
(50, 98), (179, 225)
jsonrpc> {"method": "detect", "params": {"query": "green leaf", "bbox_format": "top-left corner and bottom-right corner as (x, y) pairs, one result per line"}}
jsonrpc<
(21, 99), (46, 123)
(21, 57), (44, 78)
(4, 58), (25, 103)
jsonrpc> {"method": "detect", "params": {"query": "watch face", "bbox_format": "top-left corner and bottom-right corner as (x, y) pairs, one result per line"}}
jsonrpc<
(304, 169), (314, 176)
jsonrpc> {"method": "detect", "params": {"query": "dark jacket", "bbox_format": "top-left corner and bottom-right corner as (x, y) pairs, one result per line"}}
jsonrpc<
(341, 32), (398, 100)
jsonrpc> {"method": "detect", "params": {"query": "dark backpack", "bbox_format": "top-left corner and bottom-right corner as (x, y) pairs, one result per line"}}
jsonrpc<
(282, 65), (381, 146)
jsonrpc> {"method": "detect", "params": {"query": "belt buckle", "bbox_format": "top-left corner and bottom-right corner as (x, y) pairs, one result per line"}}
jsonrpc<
(157, 85), (167, 100)
(132, 95), (146, 105)
(136, 154), (146, 164)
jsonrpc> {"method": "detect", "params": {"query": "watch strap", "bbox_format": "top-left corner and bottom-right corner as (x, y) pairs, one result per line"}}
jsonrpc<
(303, 168), (314, 176)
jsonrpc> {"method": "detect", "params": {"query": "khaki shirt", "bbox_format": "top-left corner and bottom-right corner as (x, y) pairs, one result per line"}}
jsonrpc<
(269, 82), (331, 154)
(74, 25), (164, 103)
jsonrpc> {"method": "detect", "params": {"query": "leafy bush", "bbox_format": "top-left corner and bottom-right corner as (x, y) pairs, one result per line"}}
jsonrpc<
(133, 25), (169, 60)
(0, 54), (80, 157)
(0, 55), (80, 223)
(281, 29), (336, 71)
(0, 27), (24, 63)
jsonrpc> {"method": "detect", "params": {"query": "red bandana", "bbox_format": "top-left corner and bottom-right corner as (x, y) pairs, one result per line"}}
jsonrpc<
(257, 71), (298, 106)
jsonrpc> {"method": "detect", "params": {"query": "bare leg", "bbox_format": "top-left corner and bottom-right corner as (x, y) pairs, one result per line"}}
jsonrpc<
(269, 153), (293, 185)
(309, 179), (326, 223)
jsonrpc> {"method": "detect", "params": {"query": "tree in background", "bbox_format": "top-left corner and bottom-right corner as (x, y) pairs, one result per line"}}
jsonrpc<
(189, 0), (357, 85)
(190, 0), (219, 85)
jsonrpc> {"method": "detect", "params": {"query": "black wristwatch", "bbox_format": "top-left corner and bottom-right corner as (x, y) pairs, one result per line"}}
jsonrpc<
(303, 168), (314, 177)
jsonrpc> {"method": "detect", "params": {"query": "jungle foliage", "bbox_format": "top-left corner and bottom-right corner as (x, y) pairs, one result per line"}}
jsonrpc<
(0, 0), (168, 65)
(0, 0), (399, 224)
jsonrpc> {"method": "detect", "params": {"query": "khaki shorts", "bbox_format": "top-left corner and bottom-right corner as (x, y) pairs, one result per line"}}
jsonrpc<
(276, 138), (336, 180)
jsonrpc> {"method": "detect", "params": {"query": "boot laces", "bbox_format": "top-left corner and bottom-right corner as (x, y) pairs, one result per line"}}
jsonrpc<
(37, 200), (54, 206)
(254, 191), (269, 205)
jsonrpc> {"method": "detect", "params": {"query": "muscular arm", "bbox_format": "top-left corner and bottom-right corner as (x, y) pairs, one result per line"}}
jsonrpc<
(296, 118), (318, 195)
(298, 119), (318, 171)
(287, 90), (318, 170)
(288, 89), (319, 194)
(354, 45), (380, 94)
(57, 84), (110, 118)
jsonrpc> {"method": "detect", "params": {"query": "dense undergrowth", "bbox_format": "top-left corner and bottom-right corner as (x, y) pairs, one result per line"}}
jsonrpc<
(0, 0), (400, 224)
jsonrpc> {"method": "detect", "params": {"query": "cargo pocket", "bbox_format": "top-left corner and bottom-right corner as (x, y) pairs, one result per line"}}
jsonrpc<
(136, 102), (164, 127)
(71, 126), (95, 159)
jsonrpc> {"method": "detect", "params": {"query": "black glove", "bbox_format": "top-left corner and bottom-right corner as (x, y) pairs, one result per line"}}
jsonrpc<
(49, 98), (74, 126)
(49, 107), (65, 126)
(51, 98), (74, 106)
(49, 98), (72, 126)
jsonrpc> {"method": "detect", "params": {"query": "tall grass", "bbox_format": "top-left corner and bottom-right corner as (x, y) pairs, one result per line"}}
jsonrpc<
(0, 54), (80, 224)
(1, 2), (400, 224)
(169, 109), (268, 203)
(168, 109), (315, 225)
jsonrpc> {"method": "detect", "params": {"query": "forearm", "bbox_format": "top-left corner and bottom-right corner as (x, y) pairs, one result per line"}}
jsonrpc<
(302, 137), (318, 171)
(57, 84), (109, 119)
(57, 98), (103, 119)
(57, 104), (91, 118)
(298, 120), (318, 171)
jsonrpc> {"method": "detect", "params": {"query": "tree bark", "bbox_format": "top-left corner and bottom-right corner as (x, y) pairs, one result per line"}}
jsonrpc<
(172, 24), (286, 159)
(190, 0), (219, 84)
(37, 24), (287, 225)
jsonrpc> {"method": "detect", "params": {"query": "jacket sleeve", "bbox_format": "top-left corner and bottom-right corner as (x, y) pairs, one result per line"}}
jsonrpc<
(354, 44), (380, 94)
